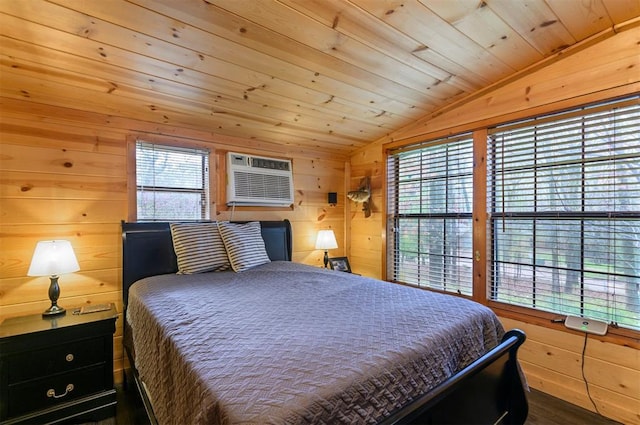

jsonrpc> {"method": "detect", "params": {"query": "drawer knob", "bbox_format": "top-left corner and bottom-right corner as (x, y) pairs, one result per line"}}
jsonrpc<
(65, 353), (74, 362)
(46, 383), (74, 399)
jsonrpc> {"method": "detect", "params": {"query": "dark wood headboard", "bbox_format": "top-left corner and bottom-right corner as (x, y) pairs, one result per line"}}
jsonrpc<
(121, 220), (292, 306)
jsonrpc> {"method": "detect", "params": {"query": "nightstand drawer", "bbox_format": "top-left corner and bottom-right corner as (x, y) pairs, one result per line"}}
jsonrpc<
(0, 305), (117, 423)
(6, 337), (106, 383)
(7, 364), (107, 419)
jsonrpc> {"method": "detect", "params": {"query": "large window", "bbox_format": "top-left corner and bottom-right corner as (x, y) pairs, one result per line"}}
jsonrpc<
(136, 141), (210, 221)
(488, 97), (639, 330)
(387, 134), (474, 295)
(386, 96), (639, 332)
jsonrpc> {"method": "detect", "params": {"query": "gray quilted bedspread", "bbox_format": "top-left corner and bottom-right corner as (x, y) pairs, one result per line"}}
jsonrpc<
(127, 261), (504, 425)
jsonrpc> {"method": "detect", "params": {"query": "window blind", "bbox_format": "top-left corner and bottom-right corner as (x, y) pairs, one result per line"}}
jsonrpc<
(387, 134), (474, 295)
(487, 96), (640, 330)
(136, 141), (210, 221)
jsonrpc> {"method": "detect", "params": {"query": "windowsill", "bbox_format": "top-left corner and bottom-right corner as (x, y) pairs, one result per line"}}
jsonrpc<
(488, 301), (640, 349)
(386, 279), (639, 348)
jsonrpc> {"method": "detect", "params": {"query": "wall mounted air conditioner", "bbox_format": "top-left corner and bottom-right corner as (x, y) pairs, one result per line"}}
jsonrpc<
(226, 152), (294, 206)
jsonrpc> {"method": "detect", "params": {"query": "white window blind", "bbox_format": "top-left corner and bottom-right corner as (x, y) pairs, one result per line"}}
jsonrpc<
(487, 96), (640, 330)
(136, 141), (210, 221)
(387, 134), (474, 295)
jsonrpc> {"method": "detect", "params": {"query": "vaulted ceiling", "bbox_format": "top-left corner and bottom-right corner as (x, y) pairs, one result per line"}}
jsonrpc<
(1, 0), (639, 156)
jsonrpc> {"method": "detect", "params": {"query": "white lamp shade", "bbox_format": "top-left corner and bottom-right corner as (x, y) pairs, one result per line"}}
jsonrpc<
(315, 230), (338, 250)
(27, 240), (80, 277)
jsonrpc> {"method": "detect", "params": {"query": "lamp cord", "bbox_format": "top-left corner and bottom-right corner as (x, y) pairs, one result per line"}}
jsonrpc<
(581, 333), (602, 416)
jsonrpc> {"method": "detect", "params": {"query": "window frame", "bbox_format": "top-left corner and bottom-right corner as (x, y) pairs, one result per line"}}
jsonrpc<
(127, 135), (216, 222)
(383, 94), (640, 344)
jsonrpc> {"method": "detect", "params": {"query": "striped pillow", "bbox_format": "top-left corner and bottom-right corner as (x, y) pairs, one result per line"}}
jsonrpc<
(170, 222), (230, 274)
(217, 221), (271, 272)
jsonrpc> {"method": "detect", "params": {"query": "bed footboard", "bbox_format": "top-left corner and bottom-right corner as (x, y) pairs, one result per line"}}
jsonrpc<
(126, 329), (527, 425)
(381, 329), (528, 425)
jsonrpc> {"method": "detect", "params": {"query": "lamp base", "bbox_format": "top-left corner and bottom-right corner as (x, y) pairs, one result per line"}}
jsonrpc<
(43, 304), (66, 316)
(43, 275), (65, 316)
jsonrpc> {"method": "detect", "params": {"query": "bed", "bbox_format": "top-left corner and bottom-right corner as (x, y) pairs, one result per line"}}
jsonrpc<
(121, 220), (528, 425)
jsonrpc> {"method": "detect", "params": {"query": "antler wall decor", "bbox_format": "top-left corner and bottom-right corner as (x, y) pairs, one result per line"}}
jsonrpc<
(347, 176), (371, 218)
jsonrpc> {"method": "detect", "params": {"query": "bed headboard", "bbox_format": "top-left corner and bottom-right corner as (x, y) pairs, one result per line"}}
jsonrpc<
(121, 220), (292, 305)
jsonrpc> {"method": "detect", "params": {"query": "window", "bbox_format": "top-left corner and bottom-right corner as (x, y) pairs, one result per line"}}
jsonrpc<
(487, 97), (639, 330)
(136, 141), (210, 221)
(385, 96), (639, 333)
(387, 134), (474, 295)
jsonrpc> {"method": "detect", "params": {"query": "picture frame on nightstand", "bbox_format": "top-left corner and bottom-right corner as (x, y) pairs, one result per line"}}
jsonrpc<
(328, 257), (352, 273)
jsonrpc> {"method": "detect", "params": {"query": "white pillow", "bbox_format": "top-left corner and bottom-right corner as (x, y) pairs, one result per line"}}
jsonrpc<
(217, 221), (271, 272)
(170, 222), (230, 274)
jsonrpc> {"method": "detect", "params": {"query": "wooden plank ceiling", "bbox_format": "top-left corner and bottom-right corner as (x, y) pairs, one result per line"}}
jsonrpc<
(1, 0), (639, 156)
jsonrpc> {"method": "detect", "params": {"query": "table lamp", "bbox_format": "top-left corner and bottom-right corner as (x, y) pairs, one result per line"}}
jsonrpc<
(315, 230), (338, 268)
(28, 240), (80, 316)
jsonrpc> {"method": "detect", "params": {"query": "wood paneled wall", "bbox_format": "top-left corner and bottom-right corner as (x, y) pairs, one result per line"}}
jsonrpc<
(348, 27), (639, 424)
(502, 317), (639, 424)
(0, 102), (346, 382)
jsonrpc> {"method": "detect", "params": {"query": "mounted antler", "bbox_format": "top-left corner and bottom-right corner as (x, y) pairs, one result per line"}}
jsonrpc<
(347, 176), (371, 217)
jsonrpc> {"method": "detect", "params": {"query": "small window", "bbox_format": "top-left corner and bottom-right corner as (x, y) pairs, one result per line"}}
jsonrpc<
(136, 141), (210, 221)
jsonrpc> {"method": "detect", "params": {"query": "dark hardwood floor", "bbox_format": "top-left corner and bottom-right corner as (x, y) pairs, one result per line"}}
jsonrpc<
(524, 389), (621, 425)
(114, 381), (622, 425)
(115, 380), (150, 425)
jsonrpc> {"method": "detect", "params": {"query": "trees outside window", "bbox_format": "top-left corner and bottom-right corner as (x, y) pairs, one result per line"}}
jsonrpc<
(136, 141), (210, 221)
(488, 98), (639, 330)
(387, 135), (474, 296)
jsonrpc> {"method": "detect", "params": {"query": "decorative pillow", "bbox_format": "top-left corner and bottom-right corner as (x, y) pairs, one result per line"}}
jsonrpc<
(217, 221), (271, 272)
(170, 222), (230, 274)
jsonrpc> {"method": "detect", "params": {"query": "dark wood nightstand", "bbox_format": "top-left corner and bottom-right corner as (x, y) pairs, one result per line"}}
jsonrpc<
(0, 304), (118, 424)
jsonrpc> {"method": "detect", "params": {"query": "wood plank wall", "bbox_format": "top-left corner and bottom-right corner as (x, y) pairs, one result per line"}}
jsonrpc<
(0, 103), (346, 382)
(348, 27), (640, 424)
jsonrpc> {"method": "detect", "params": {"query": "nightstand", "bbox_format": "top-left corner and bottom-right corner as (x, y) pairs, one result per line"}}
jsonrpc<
(0, 304), (118, 424)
